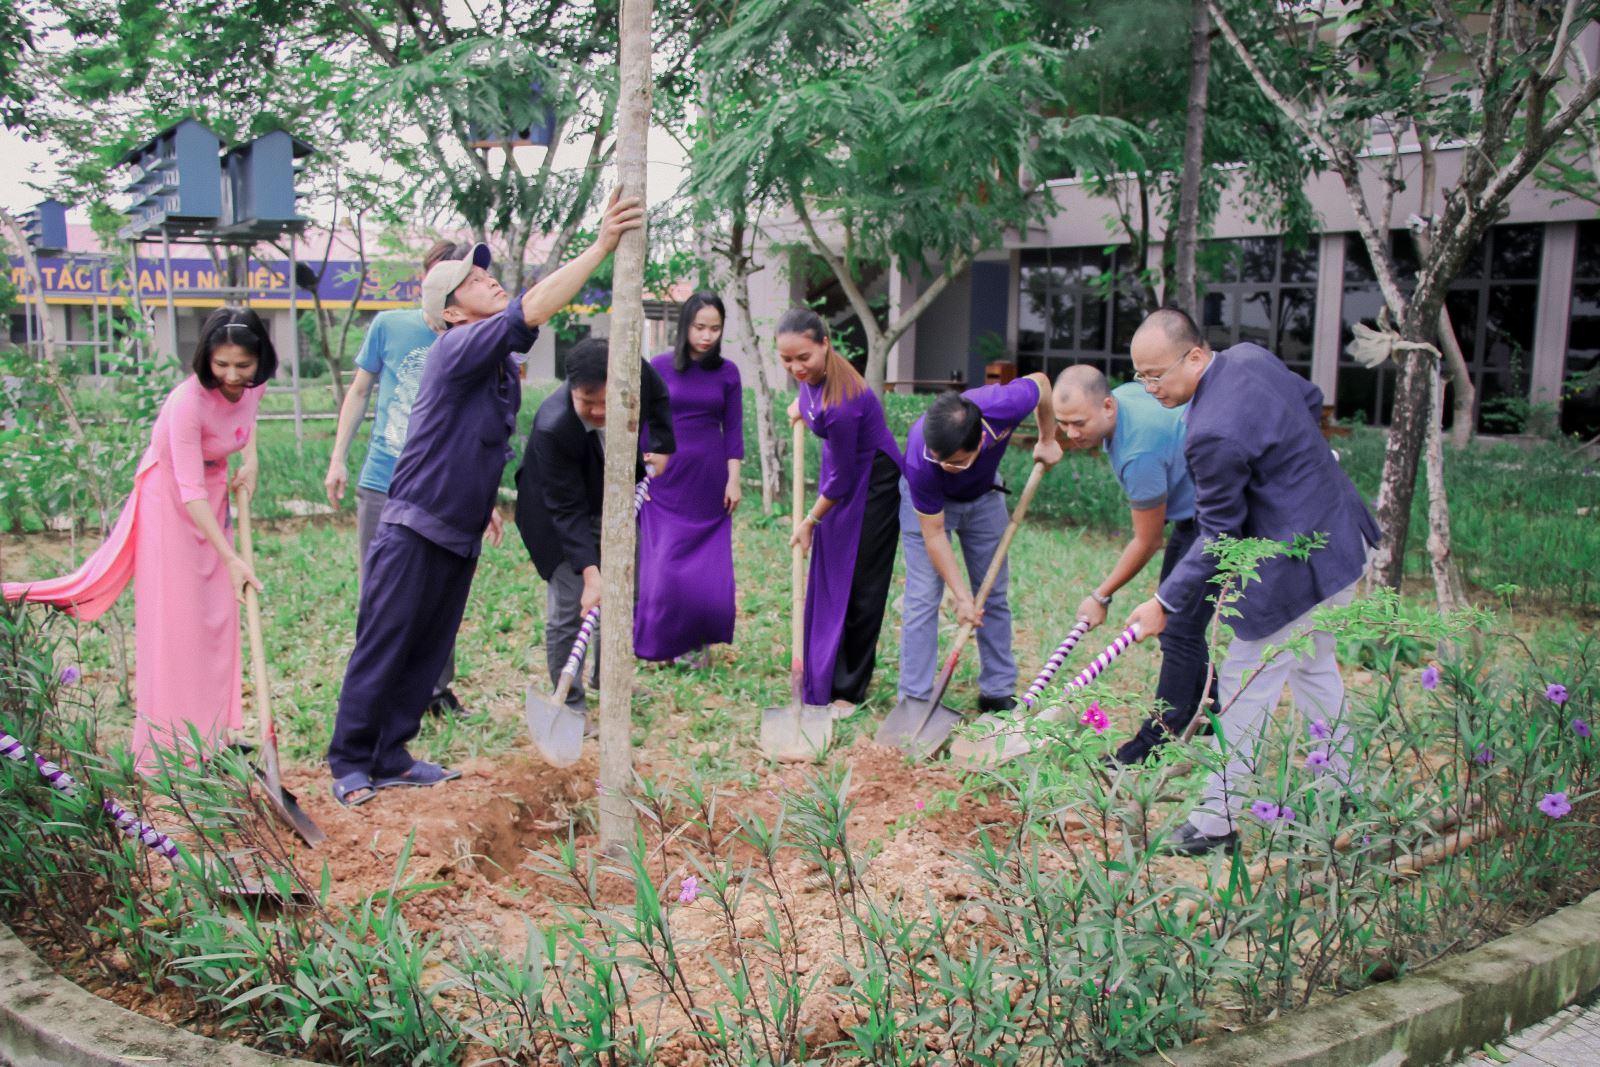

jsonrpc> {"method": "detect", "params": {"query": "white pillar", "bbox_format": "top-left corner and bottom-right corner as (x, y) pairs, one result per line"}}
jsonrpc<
(887, 262), (919, 392)
(1310, 232), (1346, 400)
(1531, 221), (1577, 407)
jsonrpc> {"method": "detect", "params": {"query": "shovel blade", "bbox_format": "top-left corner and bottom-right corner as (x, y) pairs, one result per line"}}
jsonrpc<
(526, 686), (587, 768)
(759, 704), (833, 762)
(253, 769), (326, 847)
(948, 714), (1033, 768)
(876, 696), (960, 758)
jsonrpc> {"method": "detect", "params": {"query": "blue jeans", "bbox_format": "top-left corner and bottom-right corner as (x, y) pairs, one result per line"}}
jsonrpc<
(897, 480), (1016, 703)
(1116, 518), (1219, 763)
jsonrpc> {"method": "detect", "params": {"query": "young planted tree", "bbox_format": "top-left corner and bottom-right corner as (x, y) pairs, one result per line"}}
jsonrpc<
(693, 0), (1140, 391)
(1205, 0), (1600, 593)
(597, 0), (652, 855)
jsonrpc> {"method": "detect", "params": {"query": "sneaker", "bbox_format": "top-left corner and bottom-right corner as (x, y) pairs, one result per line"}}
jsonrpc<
(427, 688), (471, 720)
(1161, 821), (1239, 857)
(977, 694), (1018, 714)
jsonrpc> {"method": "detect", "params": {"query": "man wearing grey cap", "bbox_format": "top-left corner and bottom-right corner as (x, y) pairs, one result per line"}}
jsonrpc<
(326, 192), (643, 808)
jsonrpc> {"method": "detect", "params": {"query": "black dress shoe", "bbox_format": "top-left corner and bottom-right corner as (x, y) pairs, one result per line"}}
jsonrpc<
(978, 694), (1018, 714)
(1162, 821), (1239, 856)
(427, 688), (471, 720)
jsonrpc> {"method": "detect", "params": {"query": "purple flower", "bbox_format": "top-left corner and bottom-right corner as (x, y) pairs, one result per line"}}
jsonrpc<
(1279, 805), (1296, 823)
(1305, 751), (1331, 773)
(1475, 746), (1495, 766)
(1546, 683), (1569, 705)
(1420, 666), (1440, 690)
(58, 666), (81, 685)
(1537, 792), (1572, 819)
(595, 779), (605, 796)
(1574, 719), (1593, 740)
(1308, 719), (1331, 741)
(678, 875), (699, 905)
(1250, 800), (1281, 822)
(1079, 701), (1109, 734)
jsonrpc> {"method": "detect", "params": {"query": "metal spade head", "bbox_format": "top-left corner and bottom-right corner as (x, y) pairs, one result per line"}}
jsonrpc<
(875, 695), (962, 758)
(526, 685), (587, 768)
(759, 703), (834, 762)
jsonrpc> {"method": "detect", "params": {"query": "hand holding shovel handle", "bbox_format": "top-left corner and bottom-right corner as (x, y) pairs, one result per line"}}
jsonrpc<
(1019, 619), (1090, 710)
(0, 728), (179, 861)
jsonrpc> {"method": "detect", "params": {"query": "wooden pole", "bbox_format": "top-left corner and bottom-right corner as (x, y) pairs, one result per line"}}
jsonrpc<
(597, 0), (653, 855)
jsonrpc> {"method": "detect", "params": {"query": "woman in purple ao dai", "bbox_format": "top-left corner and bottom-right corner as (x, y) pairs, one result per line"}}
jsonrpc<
(634, 292), (744, 665)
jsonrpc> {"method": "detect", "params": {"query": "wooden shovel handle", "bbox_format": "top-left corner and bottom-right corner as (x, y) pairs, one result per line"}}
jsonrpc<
(791, 418), (807, 667)
(234, 488), (281, 783)
(946, 460), (1048, 662)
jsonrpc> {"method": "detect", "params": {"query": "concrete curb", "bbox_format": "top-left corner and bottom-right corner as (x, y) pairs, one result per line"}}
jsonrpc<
(1138, 889), (1600, 1067)
(0, 923), (316, 1067)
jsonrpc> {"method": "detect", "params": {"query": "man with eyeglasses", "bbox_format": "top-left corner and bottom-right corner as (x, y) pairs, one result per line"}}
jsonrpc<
(1122, 308), (1379, 855)
(896, 371), (1061, 716)
(1052, 363), (1216, 765)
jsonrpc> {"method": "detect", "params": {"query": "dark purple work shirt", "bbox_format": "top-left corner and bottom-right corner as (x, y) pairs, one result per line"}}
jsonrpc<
(381, 296), (536, 558)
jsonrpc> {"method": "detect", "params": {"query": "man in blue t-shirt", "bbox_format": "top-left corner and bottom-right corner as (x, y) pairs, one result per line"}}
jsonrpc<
(1052, 364), (1215, 764)
(325, 240), (470, 719)
(898, 372), (1061, 713)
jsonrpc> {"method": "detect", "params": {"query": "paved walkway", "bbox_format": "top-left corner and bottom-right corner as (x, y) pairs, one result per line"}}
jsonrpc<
(1450, 998), (1600, 1066)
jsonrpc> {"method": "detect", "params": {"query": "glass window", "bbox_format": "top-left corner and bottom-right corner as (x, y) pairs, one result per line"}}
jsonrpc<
(1277, 287), (1315, 364)
(1011, 246), (1131, 379)
(1564, 224), (1600, 436)
(1281, 243), (1319, 284)
(1190, 235), (1317, 376)
(1340, 224), (1542, 430)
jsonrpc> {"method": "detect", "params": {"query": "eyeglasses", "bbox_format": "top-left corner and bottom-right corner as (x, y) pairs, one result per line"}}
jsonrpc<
(1133, 347), (1195, 387)
(922, 444), (978, 472)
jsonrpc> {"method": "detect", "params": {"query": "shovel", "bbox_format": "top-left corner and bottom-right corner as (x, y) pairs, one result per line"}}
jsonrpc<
(526, 607), (599, 767)
(759, 420), (833, 762)
(955, 623), (1140, 767)
(876, 460), (1049, 759)
(526, 477), (652, 767)
(237, 487), (326, 848)
(948, 617), (1090, 763)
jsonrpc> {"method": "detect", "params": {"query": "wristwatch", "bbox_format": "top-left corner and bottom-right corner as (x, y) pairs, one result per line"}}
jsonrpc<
(1090, 591), (1113, 609)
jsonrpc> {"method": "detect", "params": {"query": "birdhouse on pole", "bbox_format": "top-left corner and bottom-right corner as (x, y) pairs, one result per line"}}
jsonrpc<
(20, 199), (68, 253)
(219, 130), (315, 238)
(117, 118), (223, 239)
(467, 81), (559, 150)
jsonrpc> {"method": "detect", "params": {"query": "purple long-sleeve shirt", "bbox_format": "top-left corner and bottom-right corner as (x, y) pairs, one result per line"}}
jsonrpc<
(382, 297), (536, 558)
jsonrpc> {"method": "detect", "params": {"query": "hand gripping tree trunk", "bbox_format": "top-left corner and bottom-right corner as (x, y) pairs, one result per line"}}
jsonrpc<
(597, 0), (652, 856)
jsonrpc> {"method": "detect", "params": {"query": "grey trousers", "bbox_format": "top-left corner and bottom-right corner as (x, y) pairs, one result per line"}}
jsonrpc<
(545, 517), (602, 711)
(356, 487), (455, 698)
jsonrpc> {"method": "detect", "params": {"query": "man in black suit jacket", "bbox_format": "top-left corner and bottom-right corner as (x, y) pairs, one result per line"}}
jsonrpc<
(1124, 308), (1380, 856)
(515, 337), (675, 711)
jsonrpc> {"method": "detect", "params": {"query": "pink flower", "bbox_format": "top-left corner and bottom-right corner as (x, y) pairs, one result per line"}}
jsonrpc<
(914, 798), (925, 811)
(1078, 702), (1109, 734)
(678, 875), (699, 904)
(594, 779), (605, 796)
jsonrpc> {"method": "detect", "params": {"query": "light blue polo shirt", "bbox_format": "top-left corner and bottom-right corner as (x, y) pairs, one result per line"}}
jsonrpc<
(355, 308), (441, 493)
(1104, 381), (1195, 520)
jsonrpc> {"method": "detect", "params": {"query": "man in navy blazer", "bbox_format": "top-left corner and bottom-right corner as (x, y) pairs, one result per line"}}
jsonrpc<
(1124, 308), (1380, 855)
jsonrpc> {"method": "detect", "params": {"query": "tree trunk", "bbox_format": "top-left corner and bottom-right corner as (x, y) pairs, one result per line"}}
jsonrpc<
(1422, 356), (1469, 618)
(1437, 305), (1475, 448)
(727, 220), (784, 513)
(1172, 0), (1210, 315)
(597, 0), (652, 856)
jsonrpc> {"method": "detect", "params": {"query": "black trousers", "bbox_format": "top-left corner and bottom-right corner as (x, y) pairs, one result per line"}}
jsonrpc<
(328, 523), (476, 780)
(1116, 518), (1220, 764)
(831, 451), (902, 704)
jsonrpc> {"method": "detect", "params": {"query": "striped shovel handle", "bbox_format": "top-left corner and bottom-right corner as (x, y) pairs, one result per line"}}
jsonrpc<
(1019, 620), (1091, 709)
(1062, 624), (1140, 694)
(1, 728), (179, 861)
(559, 475), (652, 685)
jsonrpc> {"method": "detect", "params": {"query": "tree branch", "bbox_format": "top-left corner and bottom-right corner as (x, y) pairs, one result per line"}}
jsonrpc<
(793, 194), (883, 350)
